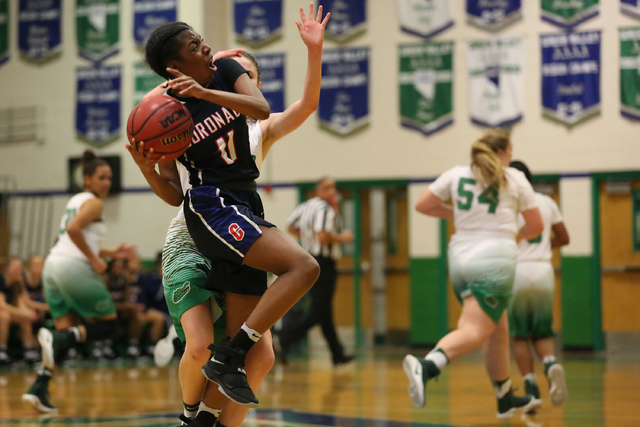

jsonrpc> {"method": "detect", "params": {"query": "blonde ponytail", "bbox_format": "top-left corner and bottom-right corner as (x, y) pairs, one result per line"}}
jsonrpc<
(470, 128), (510, 190)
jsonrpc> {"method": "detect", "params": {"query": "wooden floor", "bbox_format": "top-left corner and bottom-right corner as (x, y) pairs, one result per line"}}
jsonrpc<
(0, 347), (638, 427)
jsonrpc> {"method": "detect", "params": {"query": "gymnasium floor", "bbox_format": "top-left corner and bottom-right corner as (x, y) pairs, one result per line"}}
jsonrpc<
(0, 346), (638, 427)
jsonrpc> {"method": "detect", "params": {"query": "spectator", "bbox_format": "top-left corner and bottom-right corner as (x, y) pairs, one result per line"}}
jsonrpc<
(0, 257), (40, 365)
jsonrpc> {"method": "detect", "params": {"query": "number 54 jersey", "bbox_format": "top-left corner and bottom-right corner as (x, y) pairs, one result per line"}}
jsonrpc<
(429, 165), (537, 239)
(174, 58), (260, 188)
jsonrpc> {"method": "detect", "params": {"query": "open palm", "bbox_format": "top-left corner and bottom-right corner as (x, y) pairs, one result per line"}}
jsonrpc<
(296, 3), (330, 49)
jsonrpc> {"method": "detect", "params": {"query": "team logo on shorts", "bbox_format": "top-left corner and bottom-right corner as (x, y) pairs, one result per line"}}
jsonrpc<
(172, 281), (191, 304)
(229, 223), (245, 241)
(485, 295), (499, 309)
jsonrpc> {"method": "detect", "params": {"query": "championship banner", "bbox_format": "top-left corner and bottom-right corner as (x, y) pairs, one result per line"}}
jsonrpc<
(620, 27), (640, 120)
(468, 36), (523, 127)
(466, 0), (522, 32)
(541, 0), (599, 30)
(76, 0), (120, 62)
(76, 65), (121, 147)
(541, 31), (601, 126)
(398, 41), (454, 135)
(397, 0), (453, 39)
(318, 0), (366, 43)
(18, 0), (62, 62)
(622, 0), (640, 20)
(133, 0), (177, 49)
(0, 0), (9, 67)
(133, 63), (164, 105)
(253, 53), (285, 113)
(319, 47), (369, 136)
(234, 0), (282, 48)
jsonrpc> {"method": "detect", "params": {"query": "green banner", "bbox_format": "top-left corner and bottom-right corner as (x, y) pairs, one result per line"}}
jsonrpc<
(541, 0), (599, 29)
(0, 0), (9, 67)
(398, 41), (454, 135)
(620, 27), (640, 120)
(76, 0), (120, 62)
(133, 63), (165, 105)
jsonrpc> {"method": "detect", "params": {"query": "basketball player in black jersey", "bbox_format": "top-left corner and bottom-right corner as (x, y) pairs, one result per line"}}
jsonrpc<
(131, 11), (323, 409)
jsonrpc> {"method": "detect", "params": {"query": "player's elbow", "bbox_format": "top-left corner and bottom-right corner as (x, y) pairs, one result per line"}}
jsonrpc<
(255, 102), (271, 120)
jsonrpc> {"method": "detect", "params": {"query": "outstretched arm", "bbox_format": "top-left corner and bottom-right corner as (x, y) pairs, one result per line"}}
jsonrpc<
(260, 3), (329, 159)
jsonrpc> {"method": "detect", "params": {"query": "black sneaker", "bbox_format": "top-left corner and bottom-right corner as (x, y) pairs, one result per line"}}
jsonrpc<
(497, 389), (542, 419)
(201, 344), (259, 407)
(189, 411), (217, 427)
(22, 382), (58, 413)
(175, 414), (192, 426)
(333, 354), (355, 367)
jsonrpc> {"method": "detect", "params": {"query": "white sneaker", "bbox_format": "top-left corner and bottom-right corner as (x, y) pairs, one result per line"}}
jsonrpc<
(154, 325), (178, 367)
(403, 354), (426, 408)
(547, 363), (568, 406)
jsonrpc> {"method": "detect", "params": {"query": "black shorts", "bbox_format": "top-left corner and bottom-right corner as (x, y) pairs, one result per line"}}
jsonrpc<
(185, 185), (274, 296)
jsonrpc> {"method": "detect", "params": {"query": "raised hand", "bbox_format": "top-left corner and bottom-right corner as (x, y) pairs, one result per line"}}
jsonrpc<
(166, 67), (207, 99)
(213, 48), (245, 61)
(295, 2), (330, 50)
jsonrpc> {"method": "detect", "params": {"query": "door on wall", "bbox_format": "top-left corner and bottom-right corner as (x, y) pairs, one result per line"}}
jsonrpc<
(598, 179), (640, 338)
(443, 179), (563, 332)
(329, 184), (410, 348)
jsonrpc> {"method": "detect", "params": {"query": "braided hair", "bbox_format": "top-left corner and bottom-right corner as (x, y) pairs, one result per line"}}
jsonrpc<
(145, 22), (192, 79)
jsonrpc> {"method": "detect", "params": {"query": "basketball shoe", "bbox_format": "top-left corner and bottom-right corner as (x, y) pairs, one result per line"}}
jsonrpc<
(545, 362), (568, 406)
(155, 324), (178, 367)
(496, 387), (542, 418)
(402, 354), (441, 408)
(22, 381), (58, 413)
(201, 343), (258, 407)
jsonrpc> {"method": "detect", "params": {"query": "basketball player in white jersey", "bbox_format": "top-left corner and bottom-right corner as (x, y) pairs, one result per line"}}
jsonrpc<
(508, 160), (570, 409)
(403, 129), (544, 418)
(22, 150), (137, 413)
(129, 5), (328, 426)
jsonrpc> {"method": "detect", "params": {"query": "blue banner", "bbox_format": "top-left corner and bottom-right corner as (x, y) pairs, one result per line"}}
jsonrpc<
(76, 65), (121, 147)
(318, 0), (366, 43)
(466, 0), (521, 32)
(319, 47), (369, 136)
(0, 0), (10, 67)
(541, 31), (601, 126)
(133, 0), (177, 49)
(18, 0), (62, 62)
(253, 53), (285, 113)
(234, 0), (282, 48)
(622, 0), (640, 19)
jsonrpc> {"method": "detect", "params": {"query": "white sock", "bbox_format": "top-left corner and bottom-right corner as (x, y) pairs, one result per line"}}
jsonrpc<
(241, 323), (262, 342)
(524, 373), (536, 383)
(425, 347), (448, 370)
(198, 402), (222, 417)
(68, 326), (81, 342)
(543, 355), (557, 365)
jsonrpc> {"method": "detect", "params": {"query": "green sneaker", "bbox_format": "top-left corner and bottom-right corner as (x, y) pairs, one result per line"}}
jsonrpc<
(497, 389), (542, 419)
(524, 378), (541, 399)
(546, 363), (568, 406)
(22, 382), (58, 413)
(402, 354), (440, 408)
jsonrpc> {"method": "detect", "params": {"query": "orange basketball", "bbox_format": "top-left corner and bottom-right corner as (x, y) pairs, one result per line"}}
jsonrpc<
(127, 95), (193, 162)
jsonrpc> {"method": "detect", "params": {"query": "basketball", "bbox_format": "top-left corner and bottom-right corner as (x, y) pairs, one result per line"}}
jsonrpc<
(126, 95), (193, 162)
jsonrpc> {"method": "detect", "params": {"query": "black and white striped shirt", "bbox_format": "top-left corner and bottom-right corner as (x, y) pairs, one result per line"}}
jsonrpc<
(287, 197), (342, 260)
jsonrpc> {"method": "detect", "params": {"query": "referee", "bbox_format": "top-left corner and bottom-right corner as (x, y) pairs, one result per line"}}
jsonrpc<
(278, 177), (354, 366)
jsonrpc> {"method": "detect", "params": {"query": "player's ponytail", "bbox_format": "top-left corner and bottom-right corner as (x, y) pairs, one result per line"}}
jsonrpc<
(470, 128), (510, 190)
(145, 22), (192, 79)
(81, 149), (108, 177)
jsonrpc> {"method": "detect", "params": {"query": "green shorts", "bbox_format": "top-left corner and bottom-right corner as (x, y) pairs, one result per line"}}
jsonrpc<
(163, 216), (226, 343)
(448, 236), (517, 324)
(508, 261), (555, 338)
(43, 255), (116, 319)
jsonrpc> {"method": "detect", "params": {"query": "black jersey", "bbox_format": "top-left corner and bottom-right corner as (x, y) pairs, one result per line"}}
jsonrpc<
(175, 58), (260, 188)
